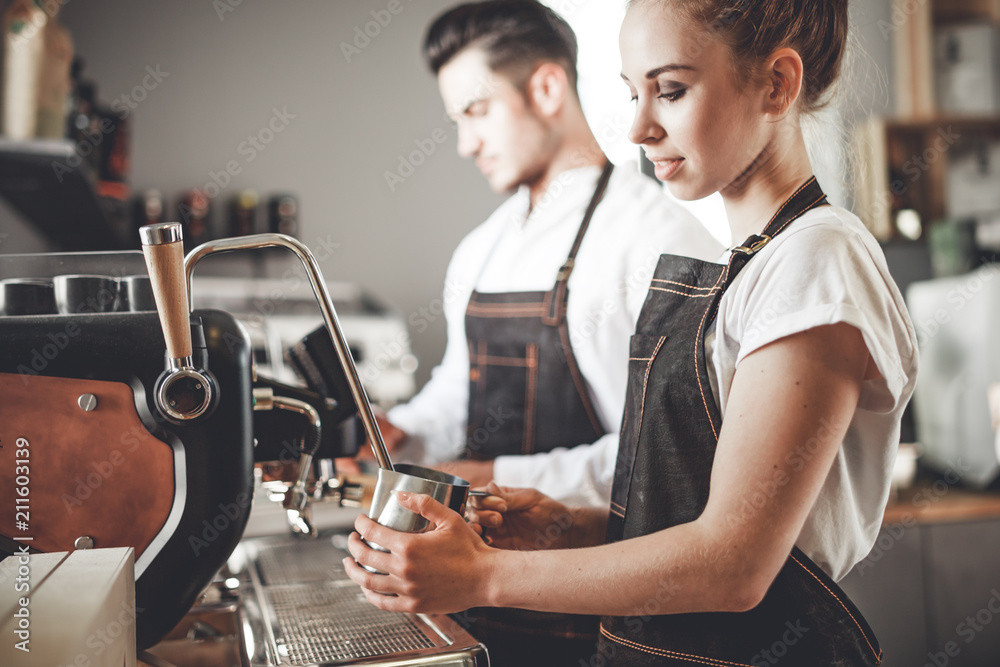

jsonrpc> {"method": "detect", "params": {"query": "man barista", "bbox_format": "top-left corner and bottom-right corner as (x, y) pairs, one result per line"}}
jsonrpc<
(355, 0), (721, 507)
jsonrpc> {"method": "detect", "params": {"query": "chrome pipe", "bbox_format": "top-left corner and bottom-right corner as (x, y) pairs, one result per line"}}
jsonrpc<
(183, 234), (393, 471)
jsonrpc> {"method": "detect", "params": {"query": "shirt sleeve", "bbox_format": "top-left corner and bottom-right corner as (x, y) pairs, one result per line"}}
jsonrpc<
(493, 432), (618, 506)
(730, 221), (917, 412)
(387, 242), (477, 463)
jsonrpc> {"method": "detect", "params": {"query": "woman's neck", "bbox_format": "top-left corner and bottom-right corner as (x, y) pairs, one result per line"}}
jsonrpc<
(721, 124), (814, 245)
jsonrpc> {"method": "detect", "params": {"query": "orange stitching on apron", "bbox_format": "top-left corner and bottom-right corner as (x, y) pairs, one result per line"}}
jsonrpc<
(610, 500), (626, 513)
(466, 305), (549, 317)
(600, 626), (753, 666)
(760, 177), (815, 235)
(466, 309), (548, 317)
(614, 336), (666, 520)
(651, 279), (718, 291)
(559, 321), (604, 434)
(789, 553), (882, 662)
(474, 341), (489, 433)
(649, 287), (719, 298)
(467, 299), (547, 307)
(694, 268), (727, 441)
(692, 176), (823, 444)
(477, 356), (533, 367)
(635, 336), (668, 455)
(768, 193), (828, 239)
(543, 281), (569, 326)
(523, 343), (538, 455)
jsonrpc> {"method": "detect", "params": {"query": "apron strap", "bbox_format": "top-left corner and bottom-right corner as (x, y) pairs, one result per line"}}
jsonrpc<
(724, 176), (828, 291)
(543, 161), (615, 325)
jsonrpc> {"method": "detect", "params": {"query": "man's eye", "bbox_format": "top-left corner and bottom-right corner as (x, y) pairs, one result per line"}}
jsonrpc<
(467, 101), (488, 117)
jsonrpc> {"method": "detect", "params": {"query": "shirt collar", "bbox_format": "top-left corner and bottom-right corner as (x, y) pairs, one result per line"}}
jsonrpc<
(507, 165), (606, 230)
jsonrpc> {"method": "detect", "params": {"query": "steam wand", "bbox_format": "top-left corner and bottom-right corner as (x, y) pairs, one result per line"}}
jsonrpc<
(182, 233), (394, 471)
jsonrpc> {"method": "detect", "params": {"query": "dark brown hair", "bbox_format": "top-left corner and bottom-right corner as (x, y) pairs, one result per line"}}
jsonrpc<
(422, 0), (579, 92)
(634, 0), (849, 113)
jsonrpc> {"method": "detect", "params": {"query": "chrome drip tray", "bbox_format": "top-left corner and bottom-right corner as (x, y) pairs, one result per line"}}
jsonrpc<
(266, 582), (435, 662)
(234, 534), (489, 666)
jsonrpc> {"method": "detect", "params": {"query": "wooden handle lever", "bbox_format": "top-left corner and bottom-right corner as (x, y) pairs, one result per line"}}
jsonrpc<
(140, 223), (193, 363)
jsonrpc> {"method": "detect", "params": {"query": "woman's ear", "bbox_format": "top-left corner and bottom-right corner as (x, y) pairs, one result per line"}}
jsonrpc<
(526, 62), (570, 118)
(764, 48), (804, 118)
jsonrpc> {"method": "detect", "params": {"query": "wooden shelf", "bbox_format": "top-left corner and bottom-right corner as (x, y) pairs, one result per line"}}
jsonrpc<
(883, 115), (1000, 132)
(0, 138), (130, 251)
(934, 0), (1000, 25)
(858, 2), (1000, 240)
(854, 115), (1000, 240)
(885, 481), (1000, 525)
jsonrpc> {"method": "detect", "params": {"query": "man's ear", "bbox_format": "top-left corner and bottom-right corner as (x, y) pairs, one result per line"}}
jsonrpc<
(764, 48), (804, 118)
(526, 62), (570, 117)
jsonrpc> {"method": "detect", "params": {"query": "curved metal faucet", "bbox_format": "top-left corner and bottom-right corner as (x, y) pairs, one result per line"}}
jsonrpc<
(184, 233), (393, 472)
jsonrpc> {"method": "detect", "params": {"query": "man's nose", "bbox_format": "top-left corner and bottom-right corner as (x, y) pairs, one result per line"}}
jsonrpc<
(456, 123), (481, 158)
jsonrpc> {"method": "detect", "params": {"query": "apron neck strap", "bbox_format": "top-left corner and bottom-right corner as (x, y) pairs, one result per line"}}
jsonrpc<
(555, 161), (615, 284)
(543, 161), (615, 325)
(725, 176), (827, 289)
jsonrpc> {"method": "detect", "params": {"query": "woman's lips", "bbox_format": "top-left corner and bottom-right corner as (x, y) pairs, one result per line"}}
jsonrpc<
(651, 158), (684, 181)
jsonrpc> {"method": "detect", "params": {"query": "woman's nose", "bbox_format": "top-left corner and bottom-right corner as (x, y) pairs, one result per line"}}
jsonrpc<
(628, 97), (664, 146)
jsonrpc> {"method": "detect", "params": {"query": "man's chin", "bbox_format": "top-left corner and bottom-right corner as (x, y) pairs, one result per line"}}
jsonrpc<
(483, 172), (516, 194)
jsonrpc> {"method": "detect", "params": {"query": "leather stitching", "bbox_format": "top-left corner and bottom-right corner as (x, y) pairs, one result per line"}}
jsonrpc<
(523, 343), (538, 455)
(649, 287), (720, 298)
(559, 320), (605, 434)
(789, 553), (881, 662)
(650, 279), (718, 291)
(600, 626), (753, 666)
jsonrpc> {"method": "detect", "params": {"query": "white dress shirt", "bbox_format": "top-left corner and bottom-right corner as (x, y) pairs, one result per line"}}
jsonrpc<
(388, 163), (723, 505)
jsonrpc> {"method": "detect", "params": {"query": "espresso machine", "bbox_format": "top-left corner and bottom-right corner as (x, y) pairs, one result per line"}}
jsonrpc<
(0, 226), (487, 666)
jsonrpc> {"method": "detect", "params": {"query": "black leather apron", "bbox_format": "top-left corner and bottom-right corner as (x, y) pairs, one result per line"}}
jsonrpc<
(600, 178), (883, 666)
(463, 162), (614, 460)
(462, 163), (614, 666)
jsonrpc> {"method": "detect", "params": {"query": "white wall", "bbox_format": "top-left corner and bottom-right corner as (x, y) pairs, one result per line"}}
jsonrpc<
(2, 0), (507, 387)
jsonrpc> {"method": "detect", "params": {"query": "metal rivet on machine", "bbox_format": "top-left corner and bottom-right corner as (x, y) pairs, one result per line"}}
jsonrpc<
(78, 394), (98, 411)
(74, 536), (94, 550)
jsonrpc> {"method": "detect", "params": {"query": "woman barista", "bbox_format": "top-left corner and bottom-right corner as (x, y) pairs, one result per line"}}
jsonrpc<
(345, 1), (919, 664)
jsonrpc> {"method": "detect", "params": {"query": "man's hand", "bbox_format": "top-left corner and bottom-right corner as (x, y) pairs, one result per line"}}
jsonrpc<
(465, 482), (606, 551)
(337, 413), (409, 473)
(434, 460), (494, 488)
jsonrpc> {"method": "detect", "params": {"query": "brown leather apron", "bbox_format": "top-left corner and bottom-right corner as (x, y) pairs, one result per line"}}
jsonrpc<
(600, 178), (882, 666)
(463, 162), (615, 666)
(463, 162), (614, 460)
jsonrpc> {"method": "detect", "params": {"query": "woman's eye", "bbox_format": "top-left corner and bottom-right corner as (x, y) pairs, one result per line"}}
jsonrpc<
(658, 88), (686, 102)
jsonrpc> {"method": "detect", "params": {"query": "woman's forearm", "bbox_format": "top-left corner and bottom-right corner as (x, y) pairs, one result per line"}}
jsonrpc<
(543, 506), (608, 550)
(484, 519), (759, 616)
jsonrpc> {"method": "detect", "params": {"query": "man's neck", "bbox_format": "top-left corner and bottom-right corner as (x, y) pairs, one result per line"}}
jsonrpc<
(526, 119), (606, 211)
(525, 101), (608, 210)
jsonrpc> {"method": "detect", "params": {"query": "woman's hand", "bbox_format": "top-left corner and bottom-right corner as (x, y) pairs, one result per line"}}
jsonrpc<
(467, 482), (607, 551)
(344, 491), (497, 614)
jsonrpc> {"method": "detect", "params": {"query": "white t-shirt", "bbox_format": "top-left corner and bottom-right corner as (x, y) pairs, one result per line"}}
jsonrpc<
(388, 163), (723, 506)
(705, 205), (919, 581)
